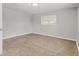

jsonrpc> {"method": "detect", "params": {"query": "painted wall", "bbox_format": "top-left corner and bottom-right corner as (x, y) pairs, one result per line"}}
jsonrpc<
(33, 8), (77, 41)
(78, 6), (79, 46)
(3, 7), (32, 39)
(0, 3), (2, 54)
(3, 7), (77, 42)
(0, 3), (2, 29)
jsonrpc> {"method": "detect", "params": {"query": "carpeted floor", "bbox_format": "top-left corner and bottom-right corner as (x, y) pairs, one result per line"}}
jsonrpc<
(2, 33), (78, 56)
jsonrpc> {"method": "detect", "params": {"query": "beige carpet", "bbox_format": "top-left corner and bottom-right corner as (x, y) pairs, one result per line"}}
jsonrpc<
(2, 33), (78, 56)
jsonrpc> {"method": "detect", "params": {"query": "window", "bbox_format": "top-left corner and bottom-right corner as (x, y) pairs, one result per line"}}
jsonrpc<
(41, 15), (56, 26)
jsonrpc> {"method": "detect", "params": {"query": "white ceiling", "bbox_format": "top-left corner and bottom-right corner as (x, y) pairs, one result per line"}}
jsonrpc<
(3, 3), (79, 14)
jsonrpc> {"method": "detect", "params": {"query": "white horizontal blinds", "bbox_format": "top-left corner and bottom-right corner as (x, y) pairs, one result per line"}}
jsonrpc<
(41, 15), (56, 25)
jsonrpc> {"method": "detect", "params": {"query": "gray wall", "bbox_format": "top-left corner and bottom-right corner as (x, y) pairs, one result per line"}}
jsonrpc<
(0, 3), (2, 29)
(3, 7), (77, 41)
(0, 3), (2, 54)
(78, 7), (79, 46)
(3, 7), (32, 38)
(33, 8), (77, 40)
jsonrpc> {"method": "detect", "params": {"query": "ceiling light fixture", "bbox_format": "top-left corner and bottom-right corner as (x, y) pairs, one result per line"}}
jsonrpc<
(32, 3), (38, 6)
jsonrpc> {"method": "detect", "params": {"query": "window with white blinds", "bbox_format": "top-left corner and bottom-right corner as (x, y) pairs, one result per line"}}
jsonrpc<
(41, 15), (56, 26)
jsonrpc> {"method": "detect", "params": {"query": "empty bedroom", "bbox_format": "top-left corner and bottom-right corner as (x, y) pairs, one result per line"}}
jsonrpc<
(2, 3), (79, 56)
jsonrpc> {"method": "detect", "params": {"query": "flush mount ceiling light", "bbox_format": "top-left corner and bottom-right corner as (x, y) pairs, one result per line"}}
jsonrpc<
(32, 3), (38, 6)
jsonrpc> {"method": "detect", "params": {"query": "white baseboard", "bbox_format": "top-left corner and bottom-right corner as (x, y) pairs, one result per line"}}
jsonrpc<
(3, 32), (32, 39)
(33, 32), (76, 41)
(3, 32), (76, 42)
